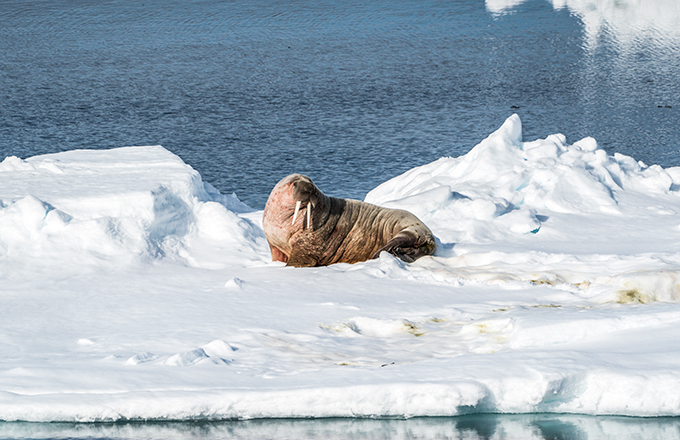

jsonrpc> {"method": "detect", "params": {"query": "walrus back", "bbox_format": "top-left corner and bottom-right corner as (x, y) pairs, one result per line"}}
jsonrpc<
(315, 198), (434, 265)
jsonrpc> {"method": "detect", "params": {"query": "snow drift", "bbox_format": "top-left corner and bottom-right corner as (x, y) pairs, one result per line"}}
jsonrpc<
(0, 146), (266, 274)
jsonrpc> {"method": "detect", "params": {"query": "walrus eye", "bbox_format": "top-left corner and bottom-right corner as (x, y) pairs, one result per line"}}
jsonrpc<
(292, 200), (302, 225)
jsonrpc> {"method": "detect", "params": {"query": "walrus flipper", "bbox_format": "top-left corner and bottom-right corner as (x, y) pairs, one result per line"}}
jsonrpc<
(372, 231), (434, 263)
(269, 245), (289, 263)
(286, 247), (319, 267)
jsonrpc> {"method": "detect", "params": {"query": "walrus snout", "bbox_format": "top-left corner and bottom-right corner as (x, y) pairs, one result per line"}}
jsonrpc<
(287, 175), (320, 229)
(291, 177), (317, 203)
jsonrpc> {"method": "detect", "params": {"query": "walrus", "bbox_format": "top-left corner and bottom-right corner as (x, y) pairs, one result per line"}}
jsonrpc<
(262, 174), (436, 267)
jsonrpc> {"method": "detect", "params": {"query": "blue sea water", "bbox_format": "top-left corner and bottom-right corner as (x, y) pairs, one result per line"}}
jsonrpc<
(1, 0), (678, 209)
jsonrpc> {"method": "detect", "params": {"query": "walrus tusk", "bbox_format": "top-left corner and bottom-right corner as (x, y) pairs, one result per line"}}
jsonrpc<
(292, 200), (301, 225)
(306, 202), (312, 229)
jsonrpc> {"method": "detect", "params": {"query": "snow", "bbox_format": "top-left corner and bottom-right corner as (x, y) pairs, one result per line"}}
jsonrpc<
(2, 115), (680, 422)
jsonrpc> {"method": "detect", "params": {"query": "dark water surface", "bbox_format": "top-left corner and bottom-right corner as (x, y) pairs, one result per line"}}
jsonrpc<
(1, 0), (678, 208)
(2, 415), (680, 440)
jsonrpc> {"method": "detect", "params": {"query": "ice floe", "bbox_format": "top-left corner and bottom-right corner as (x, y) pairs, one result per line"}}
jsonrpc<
(2, 115), (680, 421)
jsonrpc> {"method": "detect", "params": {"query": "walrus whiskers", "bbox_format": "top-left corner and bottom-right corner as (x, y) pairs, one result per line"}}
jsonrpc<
(292, 200), (302, 225)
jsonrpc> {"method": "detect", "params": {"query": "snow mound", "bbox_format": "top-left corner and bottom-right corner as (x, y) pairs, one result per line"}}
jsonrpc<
(366, 114), (680, 249)
(322, 317), (421, 338)
(0, 146), (268, 274)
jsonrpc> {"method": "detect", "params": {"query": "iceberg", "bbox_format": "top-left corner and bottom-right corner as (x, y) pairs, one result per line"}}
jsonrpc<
(486, 0), (680, 49)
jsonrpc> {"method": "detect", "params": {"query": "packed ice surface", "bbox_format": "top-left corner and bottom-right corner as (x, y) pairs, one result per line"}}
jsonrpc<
(2, 115), (680, 422)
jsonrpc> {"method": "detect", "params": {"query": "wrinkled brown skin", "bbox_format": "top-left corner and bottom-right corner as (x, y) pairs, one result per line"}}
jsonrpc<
(262, 174), (436, 267)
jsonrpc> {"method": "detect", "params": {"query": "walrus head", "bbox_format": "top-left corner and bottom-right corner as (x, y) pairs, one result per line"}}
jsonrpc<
(263, 174), (331, 263)
(263, 174), (325, 237)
